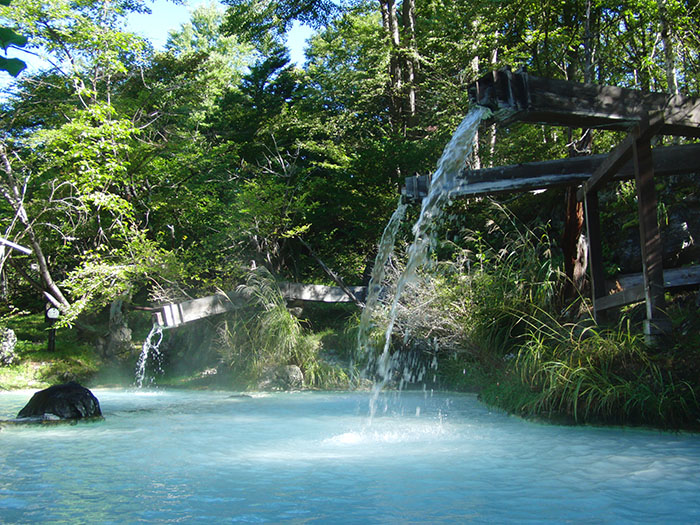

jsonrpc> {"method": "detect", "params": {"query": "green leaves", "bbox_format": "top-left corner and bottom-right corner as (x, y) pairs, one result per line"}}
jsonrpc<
(221, 0), (339, 49)
(0, 54), (25, 76)
(0, 0), (28, 76)
(0, 26), (26, 48)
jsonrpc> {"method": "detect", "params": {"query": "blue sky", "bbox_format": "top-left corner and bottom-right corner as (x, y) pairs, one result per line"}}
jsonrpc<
(2, 0), (314, 81)
(129, 0), (314, 65)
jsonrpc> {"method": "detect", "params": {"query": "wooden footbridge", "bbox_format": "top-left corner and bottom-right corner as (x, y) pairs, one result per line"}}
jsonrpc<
(153, 283), (367, 329)
(404, 68), (700, 339)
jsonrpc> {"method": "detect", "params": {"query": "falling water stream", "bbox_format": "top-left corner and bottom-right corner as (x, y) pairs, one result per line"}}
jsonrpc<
(360, 107), (490, 415)
(134, 323), (164, 388)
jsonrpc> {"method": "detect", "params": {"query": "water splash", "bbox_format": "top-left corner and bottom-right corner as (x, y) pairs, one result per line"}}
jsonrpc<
(135, 323), (164, 388)
(362, 107), (490, 417)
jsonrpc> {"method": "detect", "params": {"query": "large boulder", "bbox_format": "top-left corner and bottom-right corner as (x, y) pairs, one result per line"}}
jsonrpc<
(17, 382), (102, 420)
(258, 365), (304, 390)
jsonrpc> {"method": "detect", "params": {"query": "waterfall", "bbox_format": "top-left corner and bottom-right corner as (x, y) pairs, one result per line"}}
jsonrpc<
(134, 323), (164, 388)
(360, 107), (490, 415)
(356, 197), (409, 362)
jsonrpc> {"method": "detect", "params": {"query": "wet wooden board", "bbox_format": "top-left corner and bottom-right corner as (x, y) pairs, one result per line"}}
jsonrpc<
(470, 69), (700, 136)
(403, 143), (700, 200)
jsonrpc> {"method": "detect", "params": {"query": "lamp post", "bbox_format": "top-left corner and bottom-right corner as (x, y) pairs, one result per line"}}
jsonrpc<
(45, 304), (60, 352)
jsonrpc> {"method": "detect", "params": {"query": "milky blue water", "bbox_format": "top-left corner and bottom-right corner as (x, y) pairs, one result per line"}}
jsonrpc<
(1, 389), (699, 523)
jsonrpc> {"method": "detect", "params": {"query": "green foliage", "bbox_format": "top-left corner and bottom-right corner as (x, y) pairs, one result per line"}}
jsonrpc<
(221, 0), (339, 50)
(60, 228), (181, 325)
(0, 313), (101, 389)
(0, 0), (148, 78)
(32, 103), (139, 207)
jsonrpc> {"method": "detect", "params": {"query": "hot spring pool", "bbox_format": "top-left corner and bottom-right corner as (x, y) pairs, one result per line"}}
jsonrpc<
(1, 389), (699, 523)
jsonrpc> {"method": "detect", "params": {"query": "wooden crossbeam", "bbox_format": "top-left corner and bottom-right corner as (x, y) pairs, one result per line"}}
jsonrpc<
(582, 112), (665, 196)
(594, 266), (700, 313)
(402, 143), (700, 201)
(152, 283), (368, 329)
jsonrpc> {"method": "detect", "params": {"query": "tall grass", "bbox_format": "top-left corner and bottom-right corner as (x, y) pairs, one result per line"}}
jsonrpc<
(514, 313), (699, 428)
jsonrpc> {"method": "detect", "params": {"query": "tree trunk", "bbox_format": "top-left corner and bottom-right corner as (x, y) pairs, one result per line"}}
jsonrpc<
(401, 0), (417, 125)
(656, 0), (679, 95)
(379, 0), (403, 129)
(0, 145), (70, 308)
(562, 5), (594, 301)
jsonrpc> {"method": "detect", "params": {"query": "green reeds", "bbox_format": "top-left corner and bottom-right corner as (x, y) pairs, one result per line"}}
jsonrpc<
(439, 200), (699, 429)
(514, 313), (700, 428)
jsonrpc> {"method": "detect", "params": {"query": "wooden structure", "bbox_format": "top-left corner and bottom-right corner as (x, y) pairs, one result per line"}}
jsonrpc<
(404, 68), (700, 339)
(153, 283), (367, 329)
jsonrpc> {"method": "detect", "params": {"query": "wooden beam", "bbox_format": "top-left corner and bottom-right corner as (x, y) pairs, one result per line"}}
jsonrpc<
(584, 191), (608, 322)
(594, 266), (700, 313)
(402, 144), (700, 201)
(279, 283), (367, 304)
(595, 284), (645, 313)
(634, 136), (671, 338)
(153, 292), (251, 328)
(153, 283), (368, 329)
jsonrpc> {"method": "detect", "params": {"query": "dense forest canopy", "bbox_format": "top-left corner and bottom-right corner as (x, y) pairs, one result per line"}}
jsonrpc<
(0, 0), (698, 321)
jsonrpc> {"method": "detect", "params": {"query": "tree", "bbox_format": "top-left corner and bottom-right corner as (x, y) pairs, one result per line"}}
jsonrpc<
(0, 0), (171, 319)
(0, 0), (27, 77)
(221, 0), (339, 50)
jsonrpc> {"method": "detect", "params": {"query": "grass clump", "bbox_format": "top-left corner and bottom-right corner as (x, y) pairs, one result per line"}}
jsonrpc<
(513, 315), (700, 429)
(215, 268), (352, 389)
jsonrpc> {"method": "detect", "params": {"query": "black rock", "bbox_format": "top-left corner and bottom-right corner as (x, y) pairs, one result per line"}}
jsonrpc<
(17, 382), (102, 420)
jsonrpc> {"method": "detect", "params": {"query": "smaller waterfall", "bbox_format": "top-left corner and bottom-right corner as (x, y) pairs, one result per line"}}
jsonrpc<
(134, 323), (164, 388)
(362, 106), (490, 417)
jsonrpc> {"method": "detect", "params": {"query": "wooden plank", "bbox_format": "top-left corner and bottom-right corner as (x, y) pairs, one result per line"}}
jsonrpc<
(584, 191), (608, 322)
(615, 266), (700, 291)
(595, 284), (645, 312)
(153, 283), (368, 328)
(594, 266), (700, 312)
(634, 136), (669, 337)
(279, 282), (367, 303)
(450, 173), (589, 197)
(470, 70), (700, 137)
(154, 292), (250, 328)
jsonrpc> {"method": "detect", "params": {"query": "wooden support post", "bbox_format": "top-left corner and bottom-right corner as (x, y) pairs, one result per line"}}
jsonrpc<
(584, 190), (607, 323)
(633, 136), (671, 340)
